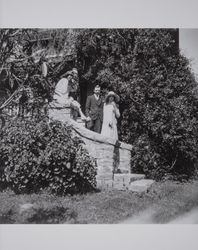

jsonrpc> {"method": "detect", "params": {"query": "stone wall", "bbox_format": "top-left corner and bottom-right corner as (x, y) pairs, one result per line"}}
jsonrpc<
(49, 107), (133, 179)
(49, 106), (71, 123)
(69, 120), (132, 176)
(49, 108), (155, 192)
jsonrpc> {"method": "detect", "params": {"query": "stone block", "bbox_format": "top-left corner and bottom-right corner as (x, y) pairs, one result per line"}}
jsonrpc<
(112, 181), (129, 190)
(118, 163), (130, 173)
(96, 173), (113, 190)
(68, 119), (132, 176)
(49, 107), (71, 123)
(120, 169), (130, 174)
(96, 173), (113, 180)
(76, 118), (85, 127)
(114, 173), (131, 183)
(129, 174), (145, 182)
(97, 180), (113, 190)
(96, 174), (113, 190)
(113, 174), (131, 190)
(129, 179), (155, 192)
(113, 173), (145, 183)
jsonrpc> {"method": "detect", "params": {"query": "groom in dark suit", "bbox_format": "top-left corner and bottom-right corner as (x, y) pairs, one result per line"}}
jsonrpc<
(85, 85), (103, 133)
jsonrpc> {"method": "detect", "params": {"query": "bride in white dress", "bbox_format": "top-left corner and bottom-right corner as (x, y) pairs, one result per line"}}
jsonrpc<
(101, 91), (120, 140)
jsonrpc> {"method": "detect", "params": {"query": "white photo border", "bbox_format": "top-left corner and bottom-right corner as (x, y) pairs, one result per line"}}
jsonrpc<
(0, 0), (198, 250)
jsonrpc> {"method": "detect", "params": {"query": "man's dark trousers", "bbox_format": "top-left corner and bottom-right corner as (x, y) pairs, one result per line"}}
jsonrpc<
(85, 94), (103, 133)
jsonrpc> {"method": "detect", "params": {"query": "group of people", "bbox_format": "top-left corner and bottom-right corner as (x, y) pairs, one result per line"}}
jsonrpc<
(52, 70), (120, 140)
(85, 85), (120, 140)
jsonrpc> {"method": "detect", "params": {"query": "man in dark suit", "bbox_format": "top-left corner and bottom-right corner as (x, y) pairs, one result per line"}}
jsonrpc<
(85, 85), (103, 133)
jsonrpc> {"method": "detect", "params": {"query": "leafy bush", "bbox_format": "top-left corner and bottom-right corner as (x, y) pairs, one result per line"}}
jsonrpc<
(121, 30), (198, 181)
(76, 29), (198, 180)
(0, 118), (97, 195)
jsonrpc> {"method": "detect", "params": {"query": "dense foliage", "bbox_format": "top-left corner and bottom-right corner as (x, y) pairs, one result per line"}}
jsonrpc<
(0, 29), (77, 108)
(76, 29), (198, 180)
(0, 118), (97, 194)
(1, 28), (198, 183)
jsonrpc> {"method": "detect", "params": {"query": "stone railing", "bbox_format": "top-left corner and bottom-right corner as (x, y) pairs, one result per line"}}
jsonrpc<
(50, 106), (156, 192)
(68, 119), (133, 176)
(48, 105), (133, 177)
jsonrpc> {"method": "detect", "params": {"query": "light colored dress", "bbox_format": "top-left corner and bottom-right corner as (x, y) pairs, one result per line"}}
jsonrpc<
(53, 78), (70, 107)
(49, 77), (86, 122)
(101, 102), (120, 140)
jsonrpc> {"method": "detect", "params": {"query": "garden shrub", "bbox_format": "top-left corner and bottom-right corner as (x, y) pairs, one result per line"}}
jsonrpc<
(0, 118), (97, 195)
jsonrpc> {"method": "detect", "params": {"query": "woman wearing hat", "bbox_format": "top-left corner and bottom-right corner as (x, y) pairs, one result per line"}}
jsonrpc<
(50, 70), (86, 122)
(101, 91), (120, 140)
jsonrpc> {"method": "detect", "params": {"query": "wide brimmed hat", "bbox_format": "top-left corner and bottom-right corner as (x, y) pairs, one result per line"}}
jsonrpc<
(106, 91), (120, 103)
(62, 70), (73, 77)
(72, 68), (78, 74)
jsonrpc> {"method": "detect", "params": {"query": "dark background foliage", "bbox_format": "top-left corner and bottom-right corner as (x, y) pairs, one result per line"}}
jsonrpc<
(1, 28), (198, 182)
(76, 29), (198, 180)
(0, 29), (77, 106)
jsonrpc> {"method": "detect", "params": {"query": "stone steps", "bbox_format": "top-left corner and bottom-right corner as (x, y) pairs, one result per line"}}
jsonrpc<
(71, 117), (154, 193)
(50, 108), (154, 193)
(70, 119), (133, 176)
(76, 117), (85, 127)
(97, 173), (154, 192)
(129, 179), (155, 192)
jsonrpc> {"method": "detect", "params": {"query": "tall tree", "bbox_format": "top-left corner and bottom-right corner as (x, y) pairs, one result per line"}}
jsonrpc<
(76, 29), (198, 180)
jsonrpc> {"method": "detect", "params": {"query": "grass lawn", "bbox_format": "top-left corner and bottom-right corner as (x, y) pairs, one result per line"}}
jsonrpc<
(0, 180), (198, 224)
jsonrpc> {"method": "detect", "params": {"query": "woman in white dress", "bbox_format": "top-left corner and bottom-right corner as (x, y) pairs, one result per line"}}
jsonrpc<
(49, 71), (86, 122)
(101, 91), (120, 140)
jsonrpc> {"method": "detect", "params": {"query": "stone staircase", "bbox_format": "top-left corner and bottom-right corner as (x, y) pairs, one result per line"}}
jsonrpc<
(97, 173), (155, 192)
(49, 111), (155, 193)
(76, 117), (86, 127)
(72, 119), (155, 193)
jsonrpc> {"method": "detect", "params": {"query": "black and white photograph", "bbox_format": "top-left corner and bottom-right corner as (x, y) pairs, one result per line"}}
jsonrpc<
(1, 1), (198, 250)
(0, 27), (198, 224)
